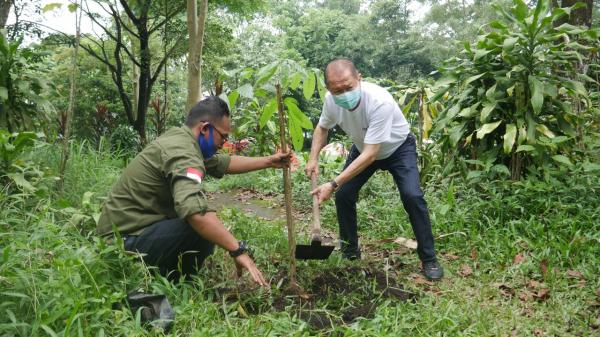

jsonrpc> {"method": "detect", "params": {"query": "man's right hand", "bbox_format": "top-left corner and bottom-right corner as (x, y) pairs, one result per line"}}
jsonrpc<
(304, 159), (319, 177)
(233, 254), (268, 287)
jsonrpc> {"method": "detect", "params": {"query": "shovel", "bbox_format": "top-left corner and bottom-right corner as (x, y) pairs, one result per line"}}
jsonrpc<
(295, 174), (335, 260)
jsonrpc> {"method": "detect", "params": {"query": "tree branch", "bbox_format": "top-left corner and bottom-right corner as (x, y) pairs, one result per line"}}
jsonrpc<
(148, 2), (186, 35)
(150, 34), (184, 86)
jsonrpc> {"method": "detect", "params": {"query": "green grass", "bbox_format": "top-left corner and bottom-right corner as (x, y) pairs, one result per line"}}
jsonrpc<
(1, 142), (599, 336)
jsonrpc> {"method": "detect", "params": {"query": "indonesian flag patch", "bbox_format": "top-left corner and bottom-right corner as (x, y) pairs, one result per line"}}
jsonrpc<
(186, 168), (204, 184)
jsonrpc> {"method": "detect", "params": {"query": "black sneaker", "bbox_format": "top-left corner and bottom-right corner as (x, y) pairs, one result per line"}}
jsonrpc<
(422, 261), (444, 281)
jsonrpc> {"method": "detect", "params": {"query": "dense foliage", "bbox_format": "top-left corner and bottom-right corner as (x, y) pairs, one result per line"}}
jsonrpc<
(1, 0), (599, 335)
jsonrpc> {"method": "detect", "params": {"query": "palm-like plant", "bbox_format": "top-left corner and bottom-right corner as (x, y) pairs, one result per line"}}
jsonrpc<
(432, 0), (597, 180)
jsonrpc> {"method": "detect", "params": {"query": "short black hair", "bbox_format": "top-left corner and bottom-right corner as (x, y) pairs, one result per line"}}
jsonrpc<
(185, 96), (230, 127)
(324, 58), (359, 85)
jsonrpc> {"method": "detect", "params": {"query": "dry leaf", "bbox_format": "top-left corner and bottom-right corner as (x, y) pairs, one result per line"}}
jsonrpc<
(410, 273), (435, 286)
(590, 314), (600, 329)
(519, 291), (531, 302)
(540, 259), (548, 275)
(459, 264), (473, 277)
(394, 237), (418, 249)
(527, 280), (541, 289)
(575, 280), (586, 288)
(496, 283), (515, 298)
(597, 288), (600, 297)
(471, 248), (478, 260)
(533, 288), (550, 301)
(513, 252), (525, 265)
(443, 252), (460, 261)
(533, 327), (544, 336)
(566, 269), (584, 279)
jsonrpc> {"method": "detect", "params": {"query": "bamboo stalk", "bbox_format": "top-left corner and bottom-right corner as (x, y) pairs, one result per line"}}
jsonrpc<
(275, 84), (297, 287)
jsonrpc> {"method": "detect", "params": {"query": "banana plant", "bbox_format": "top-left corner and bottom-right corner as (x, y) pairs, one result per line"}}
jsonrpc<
(431, 0), (596, 180)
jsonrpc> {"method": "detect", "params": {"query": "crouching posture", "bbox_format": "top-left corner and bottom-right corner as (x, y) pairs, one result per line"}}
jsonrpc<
(97, 96), (289, 285)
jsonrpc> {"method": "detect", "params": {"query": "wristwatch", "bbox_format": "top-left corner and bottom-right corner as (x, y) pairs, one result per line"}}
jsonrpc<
(229, 240), (250, 258)
(330, 180), (339, 191)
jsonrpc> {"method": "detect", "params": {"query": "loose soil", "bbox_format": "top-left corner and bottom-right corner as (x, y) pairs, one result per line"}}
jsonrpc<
(215, 263), (418, 331)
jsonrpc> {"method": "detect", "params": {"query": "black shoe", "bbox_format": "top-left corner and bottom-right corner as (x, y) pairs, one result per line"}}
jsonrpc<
(341, 249), (361, 260)
(422, 261), (444, 281)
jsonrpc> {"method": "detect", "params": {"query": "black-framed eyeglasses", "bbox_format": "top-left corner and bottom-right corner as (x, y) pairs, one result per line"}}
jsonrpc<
(208, 124), (229, 141)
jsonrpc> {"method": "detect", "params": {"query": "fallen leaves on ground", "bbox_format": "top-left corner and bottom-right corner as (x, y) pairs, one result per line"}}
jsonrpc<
(513, 252), (525, 265)
(495, 283), (515, 298)
(540, 259), (548, 275)
(409, 273), (435, 286)
(442, 252), (460, 261)
(470, 248), (478, 260)
(566, 269), (584, 279)
(458, 264), (473, 277)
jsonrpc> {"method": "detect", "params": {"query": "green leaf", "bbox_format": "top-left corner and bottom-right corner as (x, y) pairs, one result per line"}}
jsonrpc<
(227, 91), (239, 108)
(255, 62), (278, 87)
(536, 124), (555, 138)
(7, 173), (35, 192)
(503, 124), (517, 153)
(480, 102), (496, 122)
(288, 115), (304, 151)
(67, 3), (78, 12)
(473, 49), (491, 60)
(476, 121), (502, 139)
(315, 69), (327, 102)
(259, 99), (277, 129)
(582, 161), (600, 172)
(288, 72), (303, 90)
(514, 0), (529, 20)
(0, 87), (7, 100)
(490, 21), (507, 30)
(528, 76), (543, 115)
(218, 93), (230, 109)
(302, 71), (316, 100)
(285, 98), (312, 130)
(40, 324), (59, 337)
(236, 84), (253, 99)
(516, 144), (535, 152)
(42, 3), (62, 13)
(552, 155), (572, 166)
(465, 73), (485, 85)
(503, 37), (518, 51)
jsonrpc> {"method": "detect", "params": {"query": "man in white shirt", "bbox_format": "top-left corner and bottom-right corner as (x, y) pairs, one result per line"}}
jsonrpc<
(305, 58), (443, 280)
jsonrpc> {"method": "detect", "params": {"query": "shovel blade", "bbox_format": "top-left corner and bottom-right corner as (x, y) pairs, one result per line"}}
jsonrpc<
(295, 243), (335, 260)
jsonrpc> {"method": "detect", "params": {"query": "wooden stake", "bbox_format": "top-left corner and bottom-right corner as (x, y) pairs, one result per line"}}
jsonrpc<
(276, 84), (298, 288)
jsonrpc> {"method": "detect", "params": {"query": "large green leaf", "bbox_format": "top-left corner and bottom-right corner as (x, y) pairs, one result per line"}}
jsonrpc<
(552, 155), (572, 166)
(480, 102), (496, 122)
(285, 98), (313, 129)
(476, 121), (502, 139)
(465, 73), (485, 85)
(236, 84), (254, 99)
(255, 62), (279, 87)
(503, 123), (517, 153)
(528, 76), (543, 115)
(287, 114), (304, 151)
(303, 71), (316, 100)
(0, 87), (7, 100)
(503, 37), (518, 51)
(259, 99), (277, 129)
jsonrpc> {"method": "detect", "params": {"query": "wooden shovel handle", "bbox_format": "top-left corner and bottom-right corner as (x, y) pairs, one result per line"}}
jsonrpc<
(311, 173), (322, 241)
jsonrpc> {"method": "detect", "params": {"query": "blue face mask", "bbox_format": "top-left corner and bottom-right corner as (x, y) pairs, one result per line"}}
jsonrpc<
(198, 125), (217, 159)
(333, 86), (361, 110)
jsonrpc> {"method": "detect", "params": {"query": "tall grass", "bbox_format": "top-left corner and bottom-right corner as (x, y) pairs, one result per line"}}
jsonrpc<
(1, 138), (599, 336)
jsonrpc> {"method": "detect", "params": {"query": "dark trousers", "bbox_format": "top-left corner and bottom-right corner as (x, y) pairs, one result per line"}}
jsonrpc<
(123, 218), (215, 280)
(335, 134), (437, 262)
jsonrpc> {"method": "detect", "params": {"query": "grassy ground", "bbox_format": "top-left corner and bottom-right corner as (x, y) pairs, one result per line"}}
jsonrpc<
(1, 142), (599, 336)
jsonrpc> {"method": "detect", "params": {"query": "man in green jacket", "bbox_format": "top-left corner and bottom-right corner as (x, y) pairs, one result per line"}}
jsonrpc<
(98, 96), (289, 286)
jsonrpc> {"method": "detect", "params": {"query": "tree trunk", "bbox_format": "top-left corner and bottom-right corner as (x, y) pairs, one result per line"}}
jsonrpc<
(553, 0), (594, 27)
(0, 0), (12, 29)
(186, 0), (208, 111)
(58, 0), (82, 191)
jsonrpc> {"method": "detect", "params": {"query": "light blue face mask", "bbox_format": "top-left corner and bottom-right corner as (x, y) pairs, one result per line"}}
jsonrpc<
(333, 86), (361, 110)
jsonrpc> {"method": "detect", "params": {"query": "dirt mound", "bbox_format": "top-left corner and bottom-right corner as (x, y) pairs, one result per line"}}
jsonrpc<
(216, 262), (418, 331)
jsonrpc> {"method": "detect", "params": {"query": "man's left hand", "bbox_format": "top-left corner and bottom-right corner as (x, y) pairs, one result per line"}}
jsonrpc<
(311, 182), (335, 204)
(268, 152), (291, 168)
